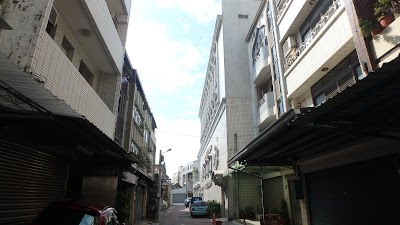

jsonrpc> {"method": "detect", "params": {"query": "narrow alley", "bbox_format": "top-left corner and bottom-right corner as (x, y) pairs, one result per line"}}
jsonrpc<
(159, 204), (215, 225)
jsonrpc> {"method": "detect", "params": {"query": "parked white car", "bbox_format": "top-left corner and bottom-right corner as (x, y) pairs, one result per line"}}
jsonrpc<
(162, 200), (168, 210)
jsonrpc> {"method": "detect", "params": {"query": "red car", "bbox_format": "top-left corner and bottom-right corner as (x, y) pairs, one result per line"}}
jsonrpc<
(31, 200), (125, 225)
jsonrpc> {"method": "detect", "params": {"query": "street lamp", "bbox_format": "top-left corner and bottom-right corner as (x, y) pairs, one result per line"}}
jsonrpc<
(157, 148), (172, 222)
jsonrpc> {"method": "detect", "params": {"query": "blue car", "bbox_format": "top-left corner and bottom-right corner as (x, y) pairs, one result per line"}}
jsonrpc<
(190, 200), (209, 218)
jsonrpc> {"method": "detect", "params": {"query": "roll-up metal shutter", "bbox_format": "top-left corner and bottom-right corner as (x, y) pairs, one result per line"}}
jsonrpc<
(306, 156), (400, 225)
(172, 194), (186, 203)
(263, 176), (284, 213)
(0, 140), (69, 225)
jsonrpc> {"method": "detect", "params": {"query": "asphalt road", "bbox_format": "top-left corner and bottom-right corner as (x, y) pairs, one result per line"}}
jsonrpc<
(159, 204), (213, 225)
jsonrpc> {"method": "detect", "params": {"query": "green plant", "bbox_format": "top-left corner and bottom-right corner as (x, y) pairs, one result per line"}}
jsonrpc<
(207, 201), (221, 217)
(374, 0), (393, 19)
(278, 199), (289, 220)
(115, 182), (131, 223)
(245, 206), (255, 219)
(133, 152), (151, 172)
(358, 18), (373, 37)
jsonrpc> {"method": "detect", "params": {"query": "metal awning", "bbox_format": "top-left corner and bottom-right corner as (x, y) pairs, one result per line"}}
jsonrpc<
(229, 56), (400, 166)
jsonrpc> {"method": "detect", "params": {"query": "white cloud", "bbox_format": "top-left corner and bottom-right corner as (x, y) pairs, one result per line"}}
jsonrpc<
(126, 21), (203, 95)
(155, 117), (201, 177)
(154, 0), (221, 23)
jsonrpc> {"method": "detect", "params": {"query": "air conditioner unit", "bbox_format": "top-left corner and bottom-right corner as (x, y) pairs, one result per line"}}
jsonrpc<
(283, 36), (297, 57)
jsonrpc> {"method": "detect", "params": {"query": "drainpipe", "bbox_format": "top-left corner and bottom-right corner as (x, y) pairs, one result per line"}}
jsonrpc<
(234, 133), (240, 218)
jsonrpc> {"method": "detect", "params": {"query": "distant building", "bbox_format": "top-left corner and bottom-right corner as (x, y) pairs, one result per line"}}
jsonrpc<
(197, 0), (261, 218)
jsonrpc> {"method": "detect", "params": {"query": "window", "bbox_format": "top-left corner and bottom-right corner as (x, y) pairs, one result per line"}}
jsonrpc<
(79, 61), (94, 85)
(267, 1), (273, 31)
(277, 98), (284, 115)
(299, 0), (332, 42)
(252, 25), (266, 64)
(130, 141), (138, 154)
(314, 92), (326, 106)
(46, 7), (57, 39)
(354, 64), (364, 80)
(238, 14), (248, 19)
(133, 106), (142, 126)
(61, 36), (74, 61)
(311, 50), (360, 105)
(144, 129), (149, 144)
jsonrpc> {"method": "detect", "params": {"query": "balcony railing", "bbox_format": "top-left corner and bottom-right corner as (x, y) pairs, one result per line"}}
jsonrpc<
(258, 92), (275, 127)
(285, 0), (342, 70)
(84, 0), (124, 73)
(259, 92), (274, 108)
(277, 0), (293, 21)
(30, 33), (116, 138)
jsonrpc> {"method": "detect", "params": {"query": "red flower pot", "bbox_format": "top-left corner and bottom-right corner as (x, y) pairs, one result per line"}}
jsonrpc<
(379, 14), (395, 28)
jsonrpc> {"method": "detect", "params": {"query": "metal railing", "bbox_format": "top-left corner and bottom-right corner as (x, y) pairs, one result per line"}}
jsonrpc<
(285, 0), (342, 70)
(277, 0), (292, 20)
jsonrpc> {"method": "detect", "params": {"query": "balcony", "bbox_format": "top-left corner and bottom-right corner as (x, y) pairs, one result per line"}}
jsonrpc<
(56, 0), (124, 74)
(370, 17), (400, 67)
(284, 1), (355, 99)
(30, 33), (116, 138)
(258, 92), (276, 130)
(278, 0), (316, 43)
(253, 45), (271, 85)
(106, 0), (132, 15)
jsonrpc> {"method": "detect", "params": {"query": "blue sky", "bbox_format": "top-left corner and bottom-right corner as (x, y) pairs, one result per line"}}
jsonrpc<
(125, 0), (221, 177)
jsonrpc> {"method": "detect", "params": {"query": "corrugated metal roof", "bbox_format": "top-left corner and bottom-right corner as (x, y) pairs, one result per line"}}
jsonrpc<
(229, 56), (400, 165)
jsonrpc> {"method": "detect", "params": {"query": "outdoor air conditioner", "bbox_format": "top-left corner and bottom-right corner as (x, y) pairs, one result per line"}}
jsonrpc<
(283, 36), (297, 57)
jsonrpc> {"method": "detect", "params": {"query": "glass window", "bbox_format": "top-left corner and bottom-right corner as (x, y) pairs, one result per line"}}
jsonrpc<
(61, 36), (74, 61)
(277, 99), (284, 115)
(273, 62), (280, 81)
(46, 7), (57, 39)
(79, 61), (94, 85)
(354, 64), (364, 80)
(314, 92), (326, 106)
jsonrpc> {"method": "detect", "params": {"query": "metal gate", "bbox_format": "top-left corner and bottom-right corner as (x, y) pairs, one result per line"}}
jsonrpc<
(306, 156), (400, 225)
(0, 140), (69, 225)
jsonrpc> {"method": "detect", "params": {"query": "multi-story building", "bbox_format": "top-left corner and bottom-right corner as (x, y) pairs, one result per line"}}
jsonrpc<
(228, 0), (400, 224)
(197, 0), (261, 218)
(177, 160), (199, 198)
(0, 0), (152, 224)
(114, 55), (158, 224)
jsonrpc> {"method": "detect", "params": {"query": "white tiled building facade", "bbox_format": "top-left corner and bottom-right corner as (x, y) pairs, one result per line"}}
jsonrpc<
(198, 0), (400, 223)
(0, 0), (130, 138)
(197, 0), (262, 218)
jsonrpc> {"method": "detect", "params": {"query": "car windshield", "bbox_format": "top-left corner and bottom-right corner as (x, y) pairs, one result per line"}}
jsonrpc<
(35, 205), (99, 225)
(193, 201), (208, 207)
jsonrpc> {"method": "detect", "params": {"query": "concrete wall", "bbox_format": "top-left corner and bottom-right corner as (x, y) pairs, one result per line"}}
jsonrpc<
(221, 0), (261, 98)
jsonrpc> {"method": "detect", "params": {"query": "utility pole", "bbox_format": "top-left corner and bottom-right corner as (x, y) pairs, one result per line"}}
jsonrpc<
(157, 149), (171, 223)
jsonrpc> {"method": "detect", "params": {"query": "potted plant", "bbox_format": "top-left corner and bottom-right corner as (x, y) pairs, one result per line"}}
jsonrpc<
(358, 18), (373, 39)
(374, 0), (395, 27)
(278, 200), (290, 225)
